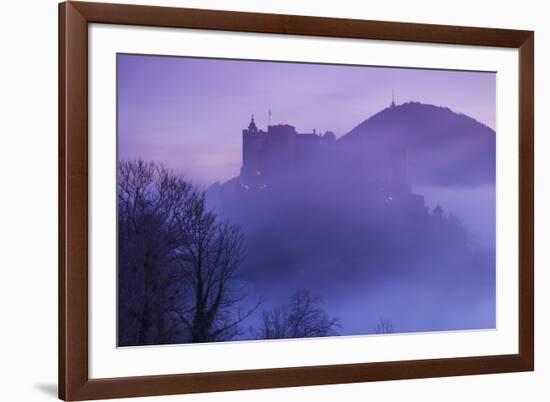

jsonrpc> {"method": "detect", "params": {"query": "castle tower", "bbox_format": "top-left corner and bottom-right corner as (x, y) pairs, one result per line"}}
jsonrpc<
(241, 115), (267, 179)
(248, 115), (258, 132)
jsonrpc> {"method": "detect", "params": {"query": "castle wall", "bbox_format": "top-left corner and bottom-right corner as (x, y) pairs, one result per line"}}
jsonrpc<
(242, 122), (326, 181)
(241, 119), (410, 199)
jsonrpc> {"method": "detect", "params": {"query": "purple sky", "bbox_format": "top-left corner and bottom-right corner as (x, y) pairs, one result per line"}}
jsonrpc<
(118, 54), (497, 337)
(118, 54), (496, 187)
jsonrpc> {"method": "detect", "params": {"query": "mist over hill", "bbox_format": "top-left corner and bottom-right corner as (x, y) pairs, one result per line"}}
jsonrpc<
(205, 102), (496, 336)
(338, 102), (496, 187)
(117, 54), (498, 345)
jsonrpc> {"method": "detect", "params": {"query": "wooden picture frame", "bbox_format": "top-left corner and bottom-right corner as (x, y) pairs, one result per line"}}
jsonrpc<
(59, 1), (534, 400)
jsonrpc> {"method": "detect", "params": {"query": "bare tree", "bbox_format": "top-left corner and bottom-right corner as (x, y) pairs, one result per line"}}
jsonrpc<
(254, 290), (340, 340)
(172, 191), (259, 343)
(118, 159), (257, 345)
(118, 159), (195, 345)
(372, 317), (394, 334)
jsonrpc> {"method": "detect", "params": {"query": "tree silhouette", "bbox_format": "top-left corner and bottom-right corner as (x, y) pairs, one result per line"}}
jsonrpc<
(118, 159), (195, 345)
(254, 289), (340, 340)
(118, 159), (256, 346)
(171, 193), (259, 342)
(373, 317), (394, 334)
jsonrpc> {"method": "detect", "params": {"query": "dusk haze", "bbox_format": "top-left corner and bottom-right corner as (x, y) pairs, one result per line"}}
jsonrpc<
(117, 53), (496, 346)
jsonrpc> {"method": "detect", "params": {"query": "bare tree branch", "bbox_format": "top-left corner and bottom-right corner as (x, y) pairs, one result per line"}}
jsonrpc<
(253, 289), (340, 340)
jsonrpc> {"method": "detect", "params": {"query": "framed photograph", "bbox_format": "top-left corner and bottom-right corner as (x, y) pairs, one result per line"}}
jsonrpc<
(59, 1), (534, 400)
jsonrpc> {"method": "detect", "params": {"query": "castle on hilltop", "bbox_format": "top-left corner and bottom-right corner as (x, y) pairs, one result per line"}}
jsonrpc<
(241, 116), (336, 180)
(207, 111), (426, 217)
(234, 101), (426, 214)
